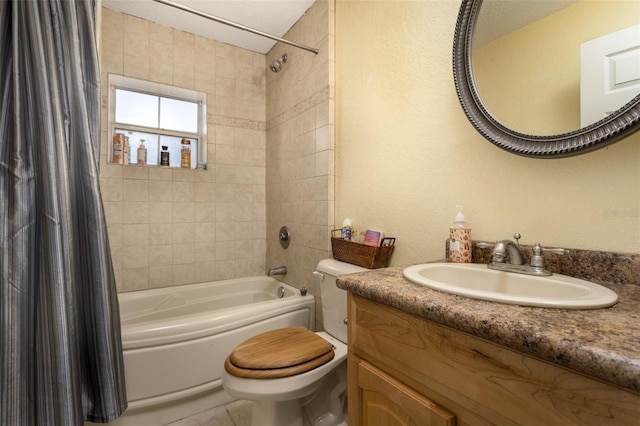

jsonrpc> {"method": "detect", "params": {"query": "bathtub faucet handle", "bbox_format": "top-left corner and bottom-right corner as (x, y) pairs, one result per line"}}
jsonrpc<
(268, 266), (287, 276)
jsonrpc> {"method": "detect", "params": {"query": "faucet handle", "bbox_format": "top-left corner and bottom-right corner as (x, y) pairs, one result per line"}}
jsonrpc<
(476, 241), (495, 249)
(530, 243), (569, 268)
(513, 233), (521, 248)
(540, 246), (569, 256)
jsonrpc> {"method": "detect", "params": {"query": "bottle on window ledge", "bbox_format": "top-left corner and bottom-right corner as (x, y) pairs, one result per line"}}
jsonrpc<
(137, 139), (147, 166)
(181, 138), (191, 168)
(160, 145), (170, 167)
(123, 135), (130, 165)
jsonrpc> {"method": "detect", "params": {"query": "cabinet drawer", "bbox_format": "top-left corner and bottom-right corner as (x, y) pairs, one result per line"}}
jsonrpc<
(358, 359), (455, 426)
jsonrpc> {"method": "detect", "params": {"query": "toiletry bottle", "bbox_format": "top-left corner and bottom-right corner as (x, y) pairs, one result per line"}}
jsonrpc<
(449, 205), (472, 263)
(160, 145), (170, 167)
(181, 138), (191, 168)
(137, 140), (147, 166)
(123, 135), (130, 165)
(341, 218), (352, 240)
(112, 133), (124, 164)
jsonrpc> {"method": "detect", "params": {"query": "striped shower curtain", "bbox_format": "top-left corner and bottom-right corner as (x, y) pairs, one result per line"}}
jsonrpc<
(0, 1), (127, 424)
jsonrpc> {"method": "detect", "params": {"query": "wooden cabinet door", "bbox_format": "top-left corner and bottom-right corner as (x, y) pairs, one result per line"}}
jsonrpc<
(357, 360), (455, 426)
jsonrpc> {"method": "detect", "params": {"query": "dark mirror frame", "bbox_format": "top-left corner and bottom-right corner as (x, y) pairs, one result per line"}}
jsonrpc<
(453, 0), (640, 158)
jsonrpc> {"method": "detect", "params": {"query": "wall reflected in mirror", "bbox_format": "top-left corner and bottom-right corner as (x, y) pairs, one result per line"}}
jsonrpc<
(473, 0), (640, 136)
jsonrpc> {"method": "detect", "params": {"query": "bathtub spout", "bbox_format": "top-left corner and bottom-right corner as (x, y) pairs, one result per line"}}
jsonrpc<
(268, 266), (287, 276)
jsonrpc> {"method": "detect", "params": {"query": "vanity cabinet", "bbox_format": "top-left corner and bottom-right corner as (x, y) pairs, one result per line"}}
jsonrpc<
(347, 294), (640, 426)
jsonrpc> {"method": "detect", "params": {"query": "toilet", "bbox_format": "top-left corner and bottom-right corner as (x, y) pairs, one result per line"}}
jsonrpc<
(221, 259), (367, 426)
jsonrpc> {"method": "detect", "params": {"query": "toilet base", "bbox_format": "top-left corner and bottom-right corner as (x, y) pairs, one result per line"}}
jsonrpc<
(301, 363), (347, 426)
(244, 363), (348, 426)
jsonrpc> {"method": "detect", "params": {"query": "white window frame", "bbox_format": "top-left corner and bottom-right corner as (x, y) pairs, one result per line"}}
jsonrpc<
(107, 74), (207, 168)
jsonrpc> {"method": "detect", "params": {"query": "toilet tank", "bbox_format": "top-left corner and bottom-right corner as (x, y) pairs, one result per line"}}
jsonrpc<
(315, 259), (368, 343)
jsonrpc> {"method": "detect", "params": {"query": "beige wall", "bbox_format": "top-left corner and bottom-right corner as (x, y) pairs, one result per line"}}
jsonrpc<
(336, 0), (640, 267)
(100, 8), (268, 292)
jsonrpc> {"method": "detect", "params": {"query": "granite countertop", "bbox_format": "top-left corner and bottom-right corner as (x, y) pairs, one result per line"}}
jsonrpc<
(337, 265), (640, 394)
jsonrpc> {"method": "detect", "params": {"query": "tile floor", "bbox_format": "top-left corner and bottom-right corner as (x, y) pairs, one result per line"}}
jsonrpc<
(166, 400), (253, 426)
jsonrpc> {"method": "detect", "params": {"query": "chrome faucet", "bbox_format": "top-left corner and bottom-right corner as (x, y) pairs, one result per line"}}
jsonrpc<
(268, 266), (287, 276)
(478, 233), (568, 277)
(477, 233), (524, 265)
(491, 234), (524, 265)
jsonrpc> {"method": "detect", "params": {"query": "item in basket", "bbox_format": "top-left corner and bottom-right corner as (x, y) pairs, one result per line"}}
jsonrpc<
(351, 229), (366, 244)
(364, 229), (384, 246)
(341, 218), (352, 240)
(381, 237), (395, 247)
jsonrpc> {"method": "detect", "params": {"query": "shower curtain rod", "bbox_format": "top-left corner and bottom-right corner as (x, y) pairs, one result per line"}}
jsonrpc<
(151, 0), (319, 55)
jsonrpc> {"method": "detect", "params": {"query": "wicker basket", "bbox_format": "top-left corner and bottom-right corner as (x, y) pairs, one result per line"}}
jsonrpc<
(330, 229), (395, 269)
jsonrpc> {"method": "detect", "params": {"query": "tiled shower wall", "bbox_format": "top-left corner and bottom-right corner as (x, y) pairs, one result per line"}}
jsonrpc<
(99, 8), (268, 292)
(98, 1), (334, 297)
(265, 0), (335, 316)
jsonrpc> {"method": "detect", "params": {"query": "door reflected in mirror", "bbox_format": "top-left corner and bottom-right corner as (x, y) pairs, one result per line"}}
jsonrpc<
(472, 0), (640, 136)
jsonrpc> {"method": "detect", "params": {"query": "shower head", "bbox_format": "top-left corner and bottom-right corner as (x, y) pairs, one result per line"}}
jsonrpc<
(269, 53), (288, 73)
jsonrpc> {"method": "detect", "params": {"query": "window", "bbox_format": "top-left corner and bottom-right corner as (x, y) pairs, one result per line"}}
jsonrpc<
(108, 75), (207, 169)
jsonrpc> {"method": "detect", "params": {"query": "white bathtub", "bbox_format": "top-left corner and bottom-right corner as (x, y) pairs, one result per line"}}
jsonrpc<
(109, 276), (315, 426)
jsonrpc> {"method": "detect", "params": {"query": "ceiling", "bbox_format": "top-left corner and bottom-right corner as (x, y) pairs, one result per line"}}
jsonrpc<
(474, 0), (578, 47)
(101, 0), (580, 55)
(101, 0), (316, 54)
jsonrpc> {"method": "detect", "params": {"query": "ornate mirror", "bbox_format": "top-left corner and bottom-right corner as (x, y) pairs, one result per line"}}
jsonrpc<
(453, 0), (640, 158)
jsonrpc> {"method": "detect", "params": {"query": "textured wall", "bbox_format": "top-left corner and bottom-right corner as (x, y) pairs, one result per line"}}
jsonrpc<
(336, 0), (639, 267)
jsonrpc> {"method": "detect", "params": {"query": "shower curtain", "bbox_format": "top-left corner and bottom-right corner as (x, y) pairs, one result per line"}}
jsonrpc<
(0, 1), (127, 424)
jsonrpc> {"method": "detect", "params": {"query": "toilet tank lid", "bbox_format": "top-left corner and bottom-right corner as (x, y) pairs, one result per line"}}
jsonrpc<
(316, 259), (368, 276)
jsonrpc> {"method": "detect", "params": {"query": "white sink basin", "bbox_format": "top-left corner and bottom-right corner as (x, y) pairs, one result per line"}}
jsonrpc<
(402, 263), (618, 309)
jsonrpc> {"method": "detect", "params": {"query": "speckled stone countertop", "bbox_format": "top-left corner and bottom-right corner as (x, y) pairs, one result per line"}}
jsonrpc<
(337, 247), (640, 393)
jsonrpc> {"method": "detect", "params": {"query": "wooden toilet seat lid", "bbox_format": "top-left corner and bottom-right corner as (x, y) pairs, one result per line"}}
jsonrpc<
(225, 326), (335, 379)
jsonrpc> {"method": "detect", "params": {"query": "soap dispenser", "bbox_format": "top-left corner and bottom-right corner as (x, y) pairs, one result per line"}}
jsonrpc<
(137, 139), (147, 166)
(449, 205), (472, 263)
